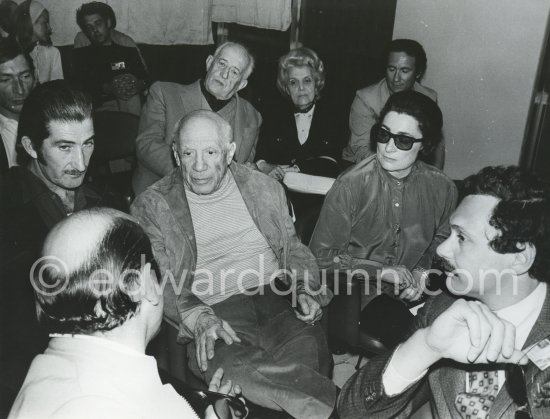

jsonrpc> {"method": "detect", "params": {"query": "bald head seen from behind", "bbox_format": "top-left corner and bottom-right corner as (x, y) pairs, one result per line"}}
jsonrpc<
(35, 208), (162, 338)
(172, 110), (236, 195)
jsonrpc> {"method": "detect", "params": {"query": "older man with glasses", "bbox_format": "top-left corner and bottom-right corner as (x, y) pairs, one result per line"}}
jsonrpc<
(132, 41), (261, 196)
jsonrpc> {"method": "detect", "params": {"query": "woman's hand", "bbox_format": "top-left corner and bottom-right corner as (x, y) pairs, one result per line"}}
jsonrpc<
(257, 161), (299, 180)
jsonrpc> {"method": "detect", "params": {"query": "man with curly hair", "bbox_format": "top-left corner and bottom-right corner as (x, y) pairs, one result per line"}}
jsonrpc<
(338, 165), (550, 419)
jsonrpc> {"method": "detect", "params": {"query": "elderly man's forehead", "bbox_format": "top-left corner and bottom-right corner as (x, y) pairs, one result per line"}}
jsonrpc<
(217, 44), (249, 66)
(178, 116), (228, 145)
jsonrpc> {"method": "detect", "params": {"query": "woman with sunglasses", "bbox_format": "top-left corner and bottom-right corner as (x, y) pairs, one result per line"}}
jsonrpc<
(310, 90), (457, 345)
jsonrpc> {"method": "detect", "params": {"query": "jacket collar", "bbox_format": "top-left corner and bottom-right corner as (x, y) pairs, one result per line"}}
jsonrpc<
(162, 163), (261, 259)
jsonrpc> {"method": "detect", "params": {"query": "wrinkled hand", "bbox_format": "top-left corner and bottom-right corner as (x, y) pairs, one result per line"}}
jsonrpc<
(399, 268), (427, 302)
(205, 368), (245, 419)
(281, 164), (300, 173)
(424, 299), (528, 365)
(112, 73), (140, 100)
(295, 293), (322, 324)
(195, 313), (241, 372)
(257, 161), (299, 181)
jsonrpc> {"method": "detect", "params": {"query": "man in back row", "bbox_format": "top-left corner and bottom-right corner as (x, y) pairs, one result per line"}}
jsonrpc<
(131, 110), (336, 418)
(341, 39), (443, 168)
(132, 41), (261, 195)
(72, 1), (149, 116)
(338, 166), (550, 419)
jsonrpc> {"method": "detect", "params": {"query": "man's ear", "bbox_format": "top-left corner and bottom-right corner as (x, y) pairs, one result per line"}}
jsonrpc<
(106, 17), (114, 30)
(130, 263), (160, 306)
(237, 79), (248, 92)
(206, 55), (214, 71)
(172, 144), (181, 167)
(511, 243), (536, 276)
(21, 137), (38, 159)
(226, 142), (236, 163)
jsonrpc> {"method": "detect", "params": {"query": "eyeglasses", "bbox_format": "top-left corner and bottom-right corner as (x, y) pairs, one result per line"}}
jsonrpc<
(373, 124), (423, 151)
(188, 389), (249, 419)
(505, 364), (532, 419)
(213, 58), (243, 80)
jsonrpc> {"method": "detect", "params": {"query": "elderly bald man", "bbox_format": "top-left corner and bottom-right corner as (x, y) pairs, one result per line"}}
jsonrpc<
(131, 110), (336, 418)
(9, 208), (240, 419)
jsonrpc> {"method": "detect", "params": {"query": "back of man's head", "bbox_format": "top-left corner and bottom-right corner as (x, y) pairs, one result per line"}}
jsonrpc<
(463, 165), (550, 283)
(385, 39), (427, 79)
(76, 1), (117, 30)
(16, 79), (92, 166)
(33, 208), (160, 335)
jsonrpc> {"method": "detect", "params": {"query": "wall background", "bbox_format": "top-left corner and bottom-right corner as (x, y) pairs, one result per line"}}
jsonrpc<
(393, 0), (550, 179)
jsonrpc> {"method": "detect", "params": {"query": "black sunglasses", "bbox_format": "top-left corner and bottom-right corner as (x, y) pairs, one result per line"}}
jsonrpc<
(188, 389), (249, 419)
(505, 364), (532, 419)
(374, 124), (423, 151)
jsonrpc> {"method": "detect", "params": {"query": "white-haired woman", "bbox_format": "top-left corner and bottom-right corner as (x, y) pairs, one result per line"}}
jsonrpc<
(255, 47), (345, 181)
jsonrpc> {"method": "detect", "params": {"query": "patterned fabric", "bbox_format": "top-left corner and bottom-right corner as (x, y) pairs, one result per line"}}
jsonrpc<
(455, 370), (499, 418)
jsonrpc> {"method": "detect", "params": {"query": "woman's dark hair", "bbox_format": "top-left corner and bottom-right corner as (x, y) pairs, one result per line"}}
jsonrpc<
(378, 90), (443, 157)
(35, 213), (161, 334)
(463, 165), (550, 284)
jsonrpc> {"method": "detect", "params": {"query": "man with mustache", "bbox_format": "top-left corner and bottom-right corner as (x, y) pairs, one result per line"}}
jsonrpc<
(338, 166), (550, 419)
(0, 80), (122, 408)
(132, 41), (261, 195)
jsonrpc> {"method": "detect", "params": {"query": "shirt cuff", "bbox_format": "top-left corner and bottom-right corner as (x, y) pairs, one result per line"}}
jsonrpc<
(382, 345), (428, 396)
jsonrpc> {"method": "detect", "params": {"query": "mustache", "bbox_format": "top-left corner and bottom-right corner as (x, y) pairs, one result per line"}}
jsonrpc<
(433, 255), (456, 273)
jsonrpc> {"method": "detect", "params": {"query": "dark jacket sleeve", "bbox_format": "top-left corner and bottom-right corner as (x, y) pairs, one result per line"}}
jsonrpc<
(337, 294), (454, 418)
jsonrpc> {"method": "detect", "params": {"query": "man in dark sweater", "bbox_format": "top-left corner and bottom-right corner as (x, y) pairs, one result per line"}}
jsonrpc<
(72, 1), (148, 115)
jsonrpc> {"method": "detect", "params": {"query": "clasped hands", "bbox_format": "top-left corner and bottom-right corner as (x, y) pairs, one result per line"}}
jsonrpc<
(110, 73), (144, 101)
(339, 253), (426, 303)
(256, 161), (300, 181)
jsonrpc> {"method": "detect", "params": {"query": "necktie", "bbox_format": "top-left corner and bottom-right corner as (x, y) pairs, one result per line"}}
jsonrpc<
(455, 370), (499, 419)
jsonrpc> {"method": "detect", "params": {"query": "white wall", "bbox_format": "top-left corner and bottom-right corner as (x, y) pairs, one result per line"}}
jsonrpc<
(393, 0), (550, 179)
